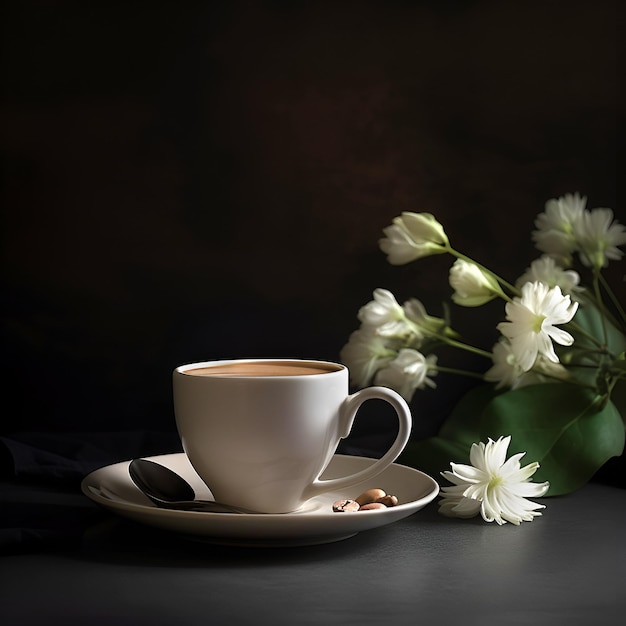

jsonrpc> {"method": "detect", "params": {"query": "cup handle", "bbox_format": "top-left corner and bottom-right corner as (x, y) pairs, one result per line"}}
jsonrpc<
(304, 386), (412, 499)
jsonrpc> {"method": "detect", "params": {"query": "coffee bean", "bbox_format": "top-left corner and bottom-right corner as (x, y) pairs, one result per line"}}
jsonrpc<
(332, 499), (360, 512)
(376, 494), (398, 507)
(332, 489), (400, 512)
(359, 502), (387, 511)
(355, 488), (386, 506)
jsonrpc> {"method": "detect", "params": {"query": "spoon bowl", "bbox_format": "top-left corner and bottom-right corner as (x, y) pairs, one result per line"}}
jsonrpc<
(129, 458), (259, 514)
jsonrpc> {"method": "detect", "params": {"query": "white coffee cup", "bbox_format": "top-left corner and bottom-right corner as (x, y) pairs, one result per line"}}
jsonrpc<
(172, 358), (412, 513)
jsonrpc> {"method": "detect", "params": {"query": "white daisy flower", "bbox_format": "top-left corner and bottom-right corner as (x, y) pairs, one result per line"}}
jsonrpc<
(484, 339), (570, 390)
(496, 281), (578, 372)
(483, 339), (526, 390)
(573, 207), (626, 269)
(439, 436), (550, 525)
(516, 255), (583, 298)
(532, 192), (586, 266)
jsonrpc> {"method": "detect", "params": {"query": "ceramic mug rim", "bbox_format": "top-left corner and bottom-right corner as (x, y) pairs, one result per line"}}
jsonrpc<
(174, 358), (346, 379)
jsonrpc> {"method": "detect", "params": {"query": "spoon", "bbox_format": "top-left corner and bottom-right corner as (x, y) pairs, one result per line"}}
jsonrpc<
(128, 458), (258, 514)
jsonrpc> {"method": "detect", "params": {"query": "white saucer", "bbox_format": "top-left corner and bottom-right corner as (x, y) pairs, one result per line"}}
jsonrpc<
(81, 453), (439, 547)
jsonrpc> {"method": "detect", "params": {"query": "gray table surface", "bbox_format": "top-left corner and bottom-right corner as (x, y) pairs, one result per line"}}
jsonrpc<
(2, 481), (624, 625)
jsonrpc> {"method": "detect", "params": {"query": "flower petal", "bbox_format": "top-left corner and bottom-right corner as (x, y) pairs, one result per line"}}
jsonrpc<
(449, 462), (487, 484)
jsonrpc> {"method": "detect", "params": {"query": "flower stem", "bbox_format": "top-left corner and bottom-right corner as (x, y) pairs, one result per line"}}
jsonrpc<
(592, 269), (610, 347)
(599, 272), (626, 330)
(566, 319), (606, 351)
(433, 365), (486, 380)
(438, 335), (494, 359)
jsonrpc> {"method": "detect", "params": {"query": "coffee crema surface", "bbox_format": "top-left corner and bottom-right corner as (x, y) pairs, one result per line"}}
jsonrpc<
(184, 361), (339, 377)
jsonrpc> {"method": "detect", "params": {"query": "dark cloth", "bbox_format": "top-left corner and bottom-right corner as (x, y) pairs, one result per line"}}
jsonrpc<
(0, 431), (181, 485)
(0, 431), (181, 555)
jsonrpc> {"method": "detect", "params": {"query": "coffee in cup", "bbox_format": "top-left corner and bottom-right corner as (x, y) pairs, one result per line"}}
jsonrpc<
(173, 359), (412, 513)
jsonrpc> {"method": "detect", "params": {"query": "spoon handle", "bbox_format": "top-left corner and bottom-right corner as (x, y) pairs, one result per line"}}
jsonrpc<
(156, 499), (259, 514)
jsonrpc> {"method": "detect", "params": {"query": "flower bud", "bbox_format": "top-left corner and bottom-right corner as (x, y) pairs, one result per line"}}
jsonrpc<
(379, 212), (449, 265)
(449, 259), (504, 307)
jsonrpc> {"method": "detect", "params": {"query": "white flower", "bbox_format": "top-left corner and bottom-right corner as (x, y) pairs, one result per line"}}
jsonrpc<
(484, 339), (570, 390)
(375, 348), (438, 402)
(496, 281), (578, 372)
(358, 289), (418, 339)
(379, 212), (449, 265)
(439, 436), (550, 525)
(526, 355), (571, 385)
(532, 194), (626, 269)
(516, 255), (583, 298)
(573, 207), (626, 269)
(403, 297), (448, 337)
(340, 328), (395, 388)
(483, 339), (526, 390)
(449, 259), (504, 307)
(532, 192), (586, 265)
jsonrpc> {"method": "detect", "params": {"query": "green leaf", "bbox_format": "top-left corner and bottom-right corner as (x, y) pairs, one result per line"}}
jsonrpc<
(480, 383), (625, 495)
(611, 377), (626, 425)
(401, 381), (624, 495)
(573, 301), (626, 353)
(560, 303), (626, 388)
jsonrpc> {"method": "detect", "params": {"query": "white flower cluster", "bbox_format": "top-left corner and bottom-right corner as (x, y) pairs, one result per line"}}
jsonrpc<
(341, 193), (626, 400)
(342, 193), (625, 524)
(340, 288), (443, 397)
(533, 192), (626, 269)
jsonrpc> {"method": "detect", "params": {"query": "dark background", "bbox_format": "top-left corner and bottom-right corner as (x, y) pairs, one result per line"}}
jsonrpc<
(1, 1), (622, 471)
